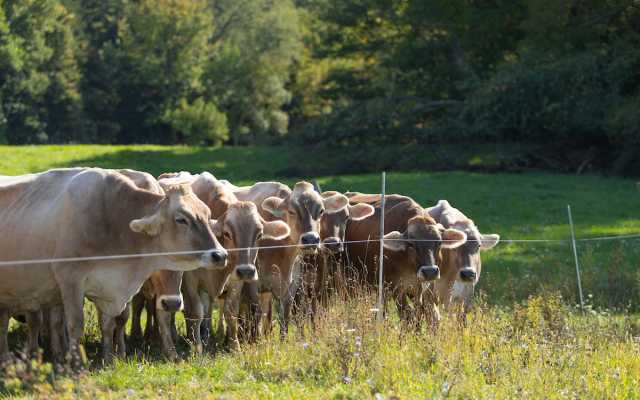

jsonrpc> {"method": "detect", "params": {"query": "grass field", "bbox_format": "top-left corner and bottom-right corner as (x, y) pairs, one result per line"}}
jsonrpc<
(1, 145), (639, 398)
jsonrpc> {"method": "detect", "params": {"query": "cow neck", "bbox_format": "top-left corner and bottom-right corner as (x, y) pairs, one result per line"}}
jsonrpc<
(109, 182), (166, 251)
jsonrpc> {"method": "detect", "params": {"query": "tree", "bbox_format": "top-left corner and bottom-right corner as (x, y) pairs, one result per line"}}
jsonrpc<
(203, 0), (303, 144)
(0, 0), (83, 144)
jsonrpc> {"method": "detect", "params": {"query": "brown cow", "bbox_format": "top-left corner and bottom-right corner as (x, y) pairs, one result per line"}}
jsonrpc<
(130, 270), (183, 360)
(0, 168), (227, 364)
(344, 193), (467, 324)
(426, 200), (499, 316)
(290, 191), (375, 328)
(183, 201), (291, 351)
(224, 181), (351, 339)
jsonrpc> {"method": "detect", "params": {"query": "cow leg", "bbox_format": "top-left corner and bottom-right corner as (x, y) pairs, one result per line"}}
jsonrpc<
(280, 271), (303, 341)
(58, 281), (87, 368)
(246, 286), (261, 343)
(156, 309), (178, 361)
(98, 310), (117, 364)
(170, 312), (178, 344)
(215, 298), (226, 342)
(25, 310), (43, 358)
(259, 292), (273, 337)
(182, 285), (204, 354)
(130, 292), (145, 342)
(223, 282), (243, 351)
(114, 303), (129, 358)
(0, 309), (11, 364)
(142, 298), (155, 343)
(199, 291), (212, 345)
(48, 305), (67, 362)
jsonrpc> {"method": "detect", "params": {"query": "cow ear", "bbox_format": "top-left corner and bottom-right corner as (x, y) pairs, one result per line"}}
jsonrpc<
(441, 228), (467, 249)
(130, 214), (163, 236)
(382, 231), (407, 251)
(348, 203), (375, 221)
(262, 196), (285, 218)
(323, 193), (349, 213)
(262, 220), (291, 241)
(480, 234), (500, 250)
(209, 219), (223, 240)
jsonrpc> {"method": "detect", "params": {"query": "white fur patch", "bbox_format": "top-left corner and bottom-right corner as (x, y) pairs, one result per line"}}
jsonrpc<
(451, 280), (474, 301)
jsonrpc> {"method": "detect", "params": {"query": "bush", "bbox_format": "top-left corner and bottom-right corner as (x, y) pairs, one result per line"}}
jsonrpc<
(162, 98), (229, 146)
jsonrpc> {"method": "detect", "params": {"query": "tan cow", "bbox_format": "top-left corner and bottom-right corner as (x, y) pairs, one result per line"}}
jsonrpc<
(426, 200), (499, 316)
(0, 168), (227, 364)
(344, 193), (467, 324)
(223, 181), (352, 339)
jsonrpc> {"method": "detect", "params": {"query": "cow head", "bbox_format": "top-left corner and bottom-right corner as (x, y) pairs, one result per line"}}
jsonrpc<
(149, 270), (184, 312)
(444, 221), (499, 285)
(382, 215), (467, 282)
(129, 182), (228, 271)
(261, 182), (348, 254)
(425, 200), (499, 296)
(212, 201), (290, 282)
(320, 191), (375, 254)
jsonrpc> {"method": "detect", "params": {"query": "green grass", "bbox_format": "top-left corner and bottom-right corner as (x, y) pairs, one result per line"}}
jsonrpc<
(1, 145), (640, 399)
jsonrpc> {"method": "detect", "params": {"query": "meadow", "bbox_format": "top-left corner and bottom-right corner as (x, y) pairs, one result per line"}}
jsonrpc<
(0, 145), (639, 399)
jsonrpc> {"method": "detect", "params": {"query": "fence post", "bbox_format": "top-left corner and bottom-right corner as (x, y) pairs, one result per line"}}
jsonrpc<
(377, 172), (386, 322)
(567, 205), (585, 314)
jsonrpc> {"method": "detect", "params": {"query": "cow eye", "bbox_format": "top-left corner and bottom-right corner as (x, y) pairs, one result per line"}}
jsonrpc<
(175, 216), (189, 226)
(256, 232), (263, 241)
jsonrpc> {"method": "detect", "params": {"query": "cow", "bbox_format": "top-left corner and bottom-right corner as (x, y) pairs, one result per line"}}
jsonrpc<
(344, 193), (467, 324)
(222, 181), (352, 339)
(129, 269), (183, 360)
(182, 201), (291, 352)
(153, 172), (291, 352)
(426, 200), (499, 317)
(290, 191), (375, 329)
(0, 168), (228, 365)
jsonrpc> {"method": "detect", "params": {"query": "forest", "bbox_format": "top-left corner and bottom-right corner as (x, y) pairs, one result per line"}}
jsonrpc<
(1, 0), (639, 174)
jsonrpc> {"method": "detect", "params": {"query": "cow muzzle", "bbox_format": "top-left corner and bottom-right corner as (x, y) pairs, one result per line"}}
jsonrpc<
(200, 248), (228, 269)
(234, 264), (258, 282)
(417, 265), (440, 282)
(459, 268), (477, 282)
(322, 237), (343, 253)
(300, 232), (321, 253)
(157, 295), (183, 312)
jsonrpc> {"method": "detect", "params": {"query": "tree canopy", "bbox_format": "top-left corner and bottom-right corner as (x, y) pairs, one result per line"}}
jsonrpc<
(1, 0), (639, 172)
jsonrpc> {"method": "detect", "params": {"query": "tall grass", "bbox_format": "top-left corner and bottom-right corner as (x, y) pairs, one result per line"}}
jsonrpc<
(2, 291), (639, 398)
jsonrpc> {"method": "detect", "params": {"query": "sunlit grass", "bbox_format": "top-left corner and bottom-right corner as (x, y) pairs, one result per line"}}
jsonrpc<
(2, 145), (640, 398)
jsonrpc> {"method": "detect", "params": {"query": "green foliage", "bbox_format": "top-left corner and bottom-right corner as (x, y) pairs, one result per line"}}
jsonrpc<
(162, 98), (229, 145)
(0, 0), (84, 144)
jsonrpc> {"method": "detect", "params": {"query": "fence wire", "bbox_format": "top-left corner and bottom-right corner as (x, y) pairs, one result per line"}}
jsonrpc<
(0, 234), (639, 267)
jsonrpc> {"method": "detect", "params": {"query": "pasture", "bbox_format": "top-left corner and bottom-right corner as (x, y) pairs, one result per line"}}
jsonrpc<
(1, 145), (639, 399)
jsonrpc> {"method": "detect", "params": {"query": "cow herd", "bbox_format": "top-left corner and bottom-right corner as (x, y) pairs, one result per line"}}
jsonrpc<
(0, 167), (499, 366)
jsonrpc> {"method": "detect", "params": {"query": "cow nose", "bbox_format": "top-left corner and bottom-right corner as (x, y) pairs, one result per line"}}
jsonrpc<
(235, 264), (258, 281)
(300, 232), (320, 247)
(159, 296), (182, 312)
(460, 268), (477, 282)
(417, 265), (440, 281)
(322, 237), (343, 253)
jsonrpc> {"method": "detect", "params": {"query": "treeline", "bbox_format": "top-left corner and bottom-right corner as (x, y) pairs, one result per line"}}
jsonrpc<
(1, 0), (640, 173)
